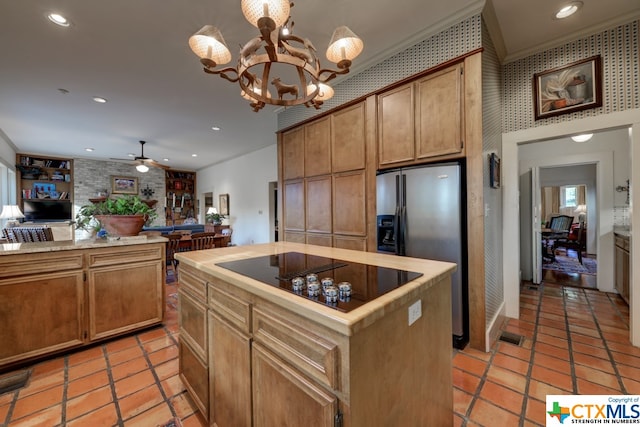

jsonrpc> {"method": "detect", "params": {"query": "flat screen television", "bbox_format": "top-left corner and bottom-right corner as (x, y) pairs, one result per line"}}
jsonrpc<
(23, 200), (72, 222)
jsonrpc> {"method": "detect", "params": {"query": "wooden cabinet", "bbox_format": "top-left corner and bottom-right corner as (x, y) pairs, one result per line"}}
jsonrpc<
(165, 169), (196, 225)
(279, 100), (373, 250)
(615, 234), (630, 304)
(378, 62), (464, 167)
(16, 153), (73, 220)
(0, 241), (165, 370)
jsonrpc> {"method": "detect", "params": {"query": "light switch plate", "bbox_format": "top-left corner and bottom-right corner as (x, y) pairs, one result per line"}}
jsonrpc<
(408, 300), (422, 326)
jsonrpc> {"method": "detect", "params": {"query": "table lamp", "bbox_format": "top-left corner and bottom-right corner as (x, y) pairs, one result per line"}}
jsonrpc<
(0, 205), (25, 227)
(574, 204), (587, 226)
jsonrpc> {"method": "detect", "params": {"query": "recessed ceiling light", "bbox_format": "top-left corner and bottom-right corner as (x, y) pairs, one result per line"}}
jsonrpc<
(555, 1), (582, 19)
(163, 158), (170, 162)
(85, 148), (94, 152)
(211, 126), (221, 131)
(571, 133), (593, 142)
(192, 154), (198, 157)
(92, 96), (107, 103)
(47, 13), (70, 27)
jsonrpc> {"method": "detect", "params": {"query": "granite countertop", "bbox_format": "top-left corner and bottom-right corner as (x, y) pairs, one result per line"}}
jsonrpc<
(175, 242), (456, 335)
(0, 235), (167, 255)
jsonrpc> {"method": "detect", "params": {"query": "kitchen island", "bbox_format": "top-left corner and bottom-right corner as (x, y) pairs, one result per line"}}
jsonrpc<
(175, 242), (456, 427)
(0, 236), (166, 371)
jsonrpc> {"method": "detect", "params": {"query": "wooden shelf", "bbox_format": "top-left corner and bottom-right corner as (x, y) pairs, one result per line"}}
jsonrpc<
(165, 169), (196, 225)
(17, 154), (74, 210)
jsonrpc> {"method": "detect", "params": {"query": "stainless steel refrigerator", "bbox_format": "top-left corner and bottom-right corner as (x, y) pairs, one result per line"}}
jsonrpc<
(376, 162), (468, 348)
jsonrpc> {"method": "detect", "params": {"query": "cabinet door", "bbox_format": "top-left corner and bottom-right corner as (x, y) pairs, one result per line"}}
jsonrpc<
(209, 311), (252, 427)
(0, 271), (84, 367)
(282, 128), (305, 180)
(179, 289), (207, 362)
(252, 343), (337, 427)
(306, 176), (332, 233)
(332, 102), (366, 173)
(333, 171), (366, 236)
(415, 63), (463, 159)
(283, 179), (305, 231)
(179, 339), (209, 419)
(377, 84), (414, 166)
(305, 117), (331, 177)
(88, 260), (163, 340)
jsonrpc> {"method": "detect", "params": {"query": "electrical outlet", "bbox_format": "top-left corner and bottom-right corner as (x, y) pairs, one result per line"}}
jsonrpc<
(408, 300), (422, 326)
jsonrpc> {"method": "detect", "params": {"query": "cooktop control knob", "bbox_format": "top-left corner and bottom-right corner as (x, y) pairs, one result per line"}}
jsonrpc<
(307, 282), (320, 297)
(338, 282), (352, 297)
(324, 285), (338, 303)
(291, 277), (305, 293)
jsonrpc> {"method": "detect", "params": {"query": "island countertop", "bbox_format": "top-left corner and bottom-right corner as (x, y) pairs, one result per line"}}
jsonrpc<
(0, 235), (167, 255)
(176, 241), (456, 336)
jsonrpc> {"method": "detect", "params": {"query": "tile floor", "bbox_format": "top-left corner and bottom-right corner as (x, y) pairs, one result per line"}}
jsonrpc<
(0, 276), (637, 426)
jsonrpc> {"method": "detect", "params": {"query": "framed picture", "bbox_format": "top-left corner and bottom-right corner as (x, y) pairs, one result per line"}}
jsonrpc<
(219, 193), (229, 215)
(489, 153), (500, 189)
(533, 55), (602, 120)
(111, 175), (138, 194)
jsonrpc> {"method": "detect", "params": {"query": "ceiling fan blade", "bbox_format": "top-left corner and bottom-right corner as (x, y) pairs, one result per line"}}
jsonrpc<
(143, 159), (170, 170)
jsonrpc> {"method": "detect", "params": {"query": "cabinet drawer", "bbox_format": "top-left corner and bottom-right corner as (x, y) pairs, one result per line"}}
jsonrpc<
(180, 267), (208, 300)
(87, 245), (162, 268)
(0, 252), (83, 279)
(179, 289), (207, 364)
(208, 284), (251, 334)
(253, 307), (339, 391)
(615, 236), (630, 251)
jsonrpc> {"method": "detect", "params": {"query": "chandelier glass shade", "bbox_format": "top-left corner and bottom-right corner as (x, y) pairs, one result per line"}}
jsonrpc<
(188, 0), (363, 112)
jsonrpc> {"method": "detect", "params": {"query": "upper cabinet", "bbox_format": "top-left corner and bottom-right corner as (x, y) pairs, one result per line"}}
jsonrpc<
(331, 102), (367, 173)
(304, 117), (331, 177)
(378, 62), (464, 168)
(282, 127), (305, 181)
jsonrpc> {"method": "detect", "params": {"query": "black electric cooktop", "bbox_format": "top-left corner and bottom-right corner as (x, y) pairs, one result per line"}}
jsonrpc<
(216, 251), (423, 313)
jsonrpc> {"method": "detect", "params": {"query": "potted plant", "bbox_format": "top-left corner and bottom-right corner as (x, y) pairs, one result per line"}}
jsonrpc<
(205, 207), (226, 225)
(76, 195), (158, 237)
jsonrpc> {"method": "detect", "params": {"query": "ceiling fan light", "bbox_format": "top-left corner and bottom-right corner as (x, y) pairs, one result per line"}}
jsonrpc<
(241, 0), (290, 28)
(571, 133), (593, 142)
(189, 25), (232, 65)
(136, 163), (149, 173)
(326, 26), (364, 63)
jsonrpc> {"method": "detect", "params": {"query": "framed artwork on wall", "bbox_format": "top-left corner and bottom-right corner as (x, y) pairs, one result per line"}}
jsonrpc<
(219, 193), (229, 215)
(533, 55), (602, 120)
(111, 176), (139, 195)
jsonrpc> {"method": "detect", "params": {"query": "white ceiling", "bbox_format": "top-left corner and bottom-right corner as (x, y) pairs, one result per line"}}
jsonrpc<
(1, 0), (638, 171)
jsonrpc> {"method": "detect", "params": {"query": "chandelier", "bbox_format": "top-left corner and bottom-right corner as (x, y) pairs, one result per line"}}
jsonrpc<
(188, 0), (363, 112)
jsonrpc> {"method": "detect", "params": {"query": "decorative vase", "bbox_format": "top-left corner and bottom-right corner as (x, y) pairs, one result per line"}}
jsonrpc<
(95, 215), (147, 237)
(213, 219), (222, 226)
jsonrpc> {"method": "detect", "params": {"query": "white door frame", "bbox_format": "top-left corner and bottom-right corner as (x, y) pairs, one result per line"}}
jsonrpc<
(502, 109), (640, 347)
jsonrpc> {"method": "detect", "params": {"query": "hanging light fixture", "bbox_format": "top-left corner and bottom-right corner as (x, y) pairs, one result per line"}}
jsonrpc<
(188, 0), (363, 112)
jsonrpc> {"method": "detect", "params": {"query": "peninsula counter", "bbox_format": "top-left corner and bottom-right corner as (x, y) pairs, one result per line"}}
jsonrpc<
(0, 236), (166, 370)
(175, 242), (455, 427)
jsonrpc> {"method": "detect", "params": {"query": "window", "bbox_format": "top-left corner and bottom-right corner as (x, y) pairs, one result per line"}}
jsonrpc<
(561, 185), (578, 208)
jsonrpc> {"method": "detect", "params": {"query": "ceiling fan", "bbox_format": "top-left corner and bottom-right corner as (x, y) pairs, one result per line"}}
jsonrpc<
(110, 140), (169, 172)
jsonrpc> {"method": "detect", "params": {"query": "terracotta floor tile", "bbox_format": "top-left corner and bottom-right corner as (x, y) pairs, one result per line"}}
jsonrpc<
(149, 345), (179, 367)
(493, 353), (530, 376)
(504, 323), (534, 339)
(617, 363), (640, 380)
(65, 384), (113, 421)
(161, 374), (187, 398)
(570, 333), (604, 347)
(119, 384), (165, 421)
(170, 392), (199, 419)
(7, 403), (62, 427)
(12, 384), (63, 421)
(17, 370), (64, 398)
(527, 379), (570, 402)
(66, 402), (119, 427)
(479, 380), (524, 415)
(524, 397), (547, 426)
(108, 345), (145, 367)
(569, 324), (601, 338)
(469, 398), (521, 427)
(67, 357), (108, 382)
(571, 341), (609, 360)
(602, 330), (633, 344)
(142, 336), (176, 354)
(105, 335), (139, 354)
(461, 347), (493, 361)
(111, 356), (150, 382)
(537, 325), (567, 339)
(533, 352), (571, 374)
(181, 413), (209, 427)
(123, 402), (173, 427)
(534, 341), (570, 360)
(536, 333), (569, 350)
(452, 353), (487, 377)
(607, 341), (640, 358)
(537, 317), (566, 330)
(29, 358), (65, 380)
(621, 376), (640, 394)
(574, 365), (621, 390)
(572, 352), (615, 374)
(453, 388), (473, 416)
(137, 327), (170, 344)
(453, 413), (464, 427)
(576, 377), (622, 395)
(67, 345), (105, 366)
(611, 351), (640, 367)
(496, 342), (532, 362)
(530, 365), (573, 392)
(67, 369), (110, 399)
(0, 403), (9, 423)
(486, 365), (527, 394)
(154, 358), (180, 381)
(115, 370), (156, 400)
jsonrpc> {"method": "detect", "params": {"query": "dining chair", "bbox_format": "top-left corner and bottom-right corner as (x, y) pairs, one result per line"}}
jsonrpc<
(190, 232), (217, 251)
(166, 233), (183, 275)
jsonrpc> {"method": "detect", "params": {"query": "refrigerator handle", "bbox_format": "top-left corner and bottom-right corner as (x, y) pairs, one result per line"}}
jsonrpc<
(394, 175), (401, 255)
(399, 174), (407, 256)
